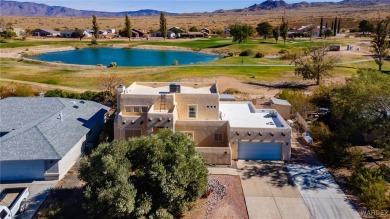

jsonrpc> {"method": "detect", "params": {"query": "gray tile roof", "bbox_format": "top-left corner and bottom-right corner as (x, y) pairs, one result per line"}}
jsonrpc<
(0, 97), (109, 161)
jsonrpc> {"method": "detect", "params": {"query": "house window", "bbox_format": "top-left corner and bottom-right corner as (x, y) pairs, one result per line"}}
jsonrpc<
(214, 133), (224, 142)
(133, 107), (140, 113)
(125, 129), (142, 138)
(125, 106), (132, 112)
(188, 105), (197, 118)
(142, 107), (148, 112)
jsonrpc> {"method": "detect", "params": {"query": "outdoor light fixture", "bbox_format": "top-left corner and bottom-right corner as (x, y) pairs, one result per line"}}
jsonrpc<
(236, 131), (240, 136)
(259, 132), (263, 136)
(281, 133), (285, 136)
(270, 132), (274, 136)
(148, 117), (153, 121)
(122, 120), (126, 124)
(248, 132), (251, 136)
(168, 118), (171, 122)
(131, 120), (135, 124)
(158, 117), (162, 122)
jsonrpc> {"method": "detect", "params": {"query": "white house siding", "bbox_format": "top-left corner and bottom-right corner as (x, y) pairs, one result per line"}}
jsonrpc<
(58, 135), (86, 179)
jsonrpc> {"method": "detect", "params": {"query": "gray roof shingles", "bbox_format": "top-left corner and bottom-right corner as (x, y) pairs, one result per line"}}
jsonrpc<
(0, 97), (109, 161)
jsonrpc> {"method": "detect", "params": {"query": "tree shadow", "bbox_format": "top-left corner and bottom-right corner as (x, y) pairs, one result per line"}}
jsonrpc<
(245, 81), (316, 90)
(237, 161), (295, 188)
(259, 42), (276, 45)
(286, 165), (339, 191)
(33, 187), (87, 219)
(207, 44), (232, 48)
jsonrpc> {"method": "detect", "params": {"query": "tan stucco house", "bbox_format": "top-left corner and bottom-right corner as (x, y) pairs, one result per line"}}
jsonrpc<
(114, 82), (291, 165)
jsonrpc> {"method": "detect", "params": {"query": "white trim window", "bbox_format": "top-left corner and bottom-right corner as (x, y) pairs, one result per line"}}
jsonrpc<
(188, 105), (197, 119)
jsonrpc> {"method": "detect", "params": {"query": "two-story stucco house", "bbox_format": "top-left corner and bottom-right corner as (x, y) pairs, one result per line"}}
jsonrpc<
(114, 82), (291, 165)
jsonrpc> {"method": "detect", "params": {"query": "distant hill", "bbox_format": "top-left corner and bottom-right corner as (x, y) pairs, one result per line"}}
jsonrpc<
(221, 0), (390, 12)
(0, 0), (176, 16)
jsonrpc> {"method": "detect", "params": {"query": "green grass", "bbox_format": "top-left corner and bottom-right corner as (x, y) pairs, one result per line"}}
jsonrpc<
(41, 79), (59, 85)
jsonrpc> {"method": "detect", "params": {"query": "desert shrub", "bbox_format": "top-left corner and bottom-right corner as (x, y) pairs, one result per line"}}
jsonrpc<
(172, 59), (179, 65)
(279, 49), (298, 60)
(91, 39), (98, 45)
(227, 52), (234, 57)
(309, 121), (331, 142)
(108, 62), (117, 68)
(239, 49), (253, 56)
(45, 89), (107, 102)
(349, 166), (390, 211)
(254, 52), (264, 58)
(346, 147), (364, 169)
(0, 84), (36, 98)
(276, 89), (316, 116)
(223, 88), (241, 94)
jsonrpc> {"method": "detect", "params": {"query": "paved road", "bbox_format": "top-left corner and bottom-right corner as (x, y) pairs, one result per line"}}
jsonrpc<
(286, 164), (362, 219)
(0, 180), (57, 219)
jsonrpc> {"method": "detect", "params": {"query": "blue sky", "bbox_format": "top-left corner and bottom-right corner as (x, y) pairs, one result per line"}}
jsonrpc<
(15, 0), (342, 13)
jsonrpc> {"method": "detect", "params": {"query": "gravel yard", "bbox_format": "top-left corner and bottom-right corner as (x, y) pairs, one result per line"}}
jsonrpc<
(184, 175), (248, 219)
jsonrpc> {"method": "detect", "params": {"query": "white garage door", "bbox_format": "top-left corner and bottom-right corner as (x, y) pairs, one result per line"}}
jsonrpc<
(0, 160), (45, 182)
(238, 142), (282, 160)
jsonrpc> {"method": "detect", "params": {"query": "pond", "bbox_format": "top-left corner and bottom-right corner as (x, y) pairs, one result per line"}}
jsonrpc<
(31, 48), (221, 66)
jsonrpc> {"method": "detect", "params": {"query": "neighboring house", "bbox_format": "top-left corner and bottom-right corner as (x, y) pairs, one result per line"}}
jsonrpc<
(132, 29), (147, 38)
(270, 97), (291, 120)
(180, 32), (208, 38)
(31, 29), (60, 37)
(13, 28), (25, 36)
(151, 30), (175, 38)
(0, 97), (108, 182)
(114, 82), (291, 165)
(99, 30), (108, 35)
(201, 28), (211, 34)
(60, 29), (75, 38)
(83, 29), (94, 37)
(107, 28), (116, 34)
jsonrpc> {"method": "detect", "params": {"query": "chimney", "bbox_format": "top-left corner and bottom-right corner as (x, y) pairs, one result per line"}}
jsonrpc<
(169, 83), (181, 93)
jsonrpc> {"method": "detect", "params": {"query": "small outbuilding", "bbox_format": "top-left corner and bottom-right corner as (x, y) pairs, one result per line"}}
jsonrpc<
(270, 97), (291, 120)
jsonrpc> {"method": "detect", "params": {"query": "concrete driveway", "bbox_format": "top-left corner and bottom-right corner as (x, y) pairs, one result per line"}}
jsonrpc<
(286, 164), (361, 219)
(236, 160), (312, 219)
(0, 180), (57, 219)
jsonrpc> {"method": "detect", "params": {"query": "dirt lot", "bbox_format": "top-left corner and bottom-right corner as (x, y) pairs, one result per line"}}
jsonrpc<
(183, 175), (248, 219)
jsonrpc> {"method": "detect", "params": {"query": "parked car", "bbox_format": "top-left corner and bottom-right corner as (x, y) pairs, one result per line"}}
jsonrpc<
(302, 132), (313, 144)
(0, 187), (29, 218)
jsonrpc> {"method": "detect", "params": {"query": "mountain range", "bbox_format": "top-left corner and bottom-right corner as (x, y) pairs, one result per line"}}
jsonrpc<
(0, 0), (176, 16)
(0, 0), (389, 16)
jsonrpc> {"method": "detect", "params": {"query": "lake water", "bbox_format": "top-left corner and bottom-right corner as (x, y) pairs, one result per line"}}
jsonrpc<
(32, 48), (221, 66)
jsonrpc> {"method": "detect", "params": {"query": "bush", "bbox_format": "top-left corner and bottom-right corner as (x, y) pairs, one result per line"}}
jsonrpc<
(349, 167), (390, 211)
(279, 49), (298, 60)
(239, 49), (253, 56)
(79, 130), (208, 218)
(172, 59), (179, 65)
(223, 88), (241, 94)
(108, 62), (117, 68)
(0, 84), (37, 98)
(91, 39), (98, 45)
(227, 52), (234, 57)
(309, 121), (331, 142)
(254, 52), (264, 58)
